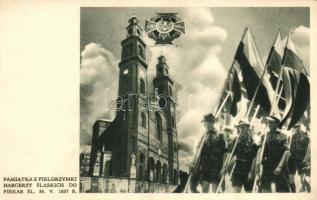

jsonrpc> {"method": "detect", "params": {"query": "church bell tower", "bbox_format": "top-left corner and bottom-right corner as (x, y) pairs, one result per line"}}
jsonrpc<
(114, 15), (148, 177)
(118, 15), (147, 96)
(153, 55), (179, 183)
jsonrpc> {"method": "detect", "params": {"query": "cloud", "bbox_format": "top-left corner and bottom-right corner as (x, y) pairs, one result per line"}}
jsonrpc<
(143, 8), (228, 171)
(292, 25), (309, 46)
(186, 8), (214, 27)
(178, 141), (194, 155)
(192, 54), (226, 89)
(188, 26), (227, 47)
(178, 149), (192, 172)
(178, 110), (205, 140)
(80, 9), (228, 171)
(80, 43), (117, 85)
(80, 43), (118, 146)
(292, 25), (310, 72)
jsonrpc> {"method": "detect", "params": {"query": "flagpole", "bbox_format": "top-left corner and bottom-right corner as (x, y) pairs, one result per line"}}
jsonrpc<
(246, 29), (280, 118)
(214, 28), (250, 193)
(272, 84), (284, 116)
(252, 31), (288, 192)
(183, 132), (207, 192)
(213, 60), (236, 115)
(217, 103), (260, 193)
(252, 118), (269, 193)
(252, 79), (285, 192)
(183, 81), (234, 193)
(252, 33), (293, 192)
(250, 105), (260, 125)
(270, 30), (291, 115)
(216, 131), (240, 193)
(183, 28), (248, 193)
(215, 91), (232, 117)
(214, 27), (248, 115)
(183, 90), (232, 192)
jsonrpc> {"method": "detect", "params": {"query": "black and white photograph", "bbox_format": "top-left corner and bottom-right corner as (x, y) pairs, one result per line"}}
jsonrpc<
(1, 1), (316, 200)
(79, 7), (311, 193)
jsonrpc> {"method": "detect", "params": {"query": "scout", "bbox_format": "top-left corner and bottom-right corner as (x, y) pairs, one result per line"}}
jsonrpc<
(199, 113), (228, 193)
(230, 119), (259, 193)
(288, 123), (310, 192)
(258, 116), (290, 193)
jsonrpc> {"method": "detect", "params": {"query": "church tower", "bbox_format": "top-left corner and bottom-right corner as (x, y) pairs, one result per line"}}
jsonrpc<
(153, 56), (179, 183)
(112, 15), (149, 177)
(118, 15), (147, 96)
(89, 15), (179, 186)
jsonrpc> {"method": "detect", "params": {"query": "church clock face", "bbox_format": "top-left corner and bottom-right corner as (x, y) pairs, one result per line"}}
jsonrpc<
(123, 69), (129, 75)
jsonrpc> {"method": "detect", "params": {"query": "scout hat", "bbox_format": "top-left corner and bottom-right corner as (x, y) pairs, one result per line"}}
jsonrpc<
(237, 118), (250, 126)
(293, 123), (304, 128)
(265, 114), (281, 124)
(201, 113), (216, 122)
(294, 123), (307, 133)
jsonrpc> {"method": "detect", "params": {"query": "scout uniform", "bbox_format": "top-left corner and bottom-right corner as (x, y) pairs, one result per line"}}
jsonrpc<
(223, 125), (236, 151)
(230, 119), (259, 192)
(288, 123), (310, 192)
(301, 149), (311, 192)
(260, 116), (290, 192)
(221, 125), (236, 191)
(200, 129), (227, 184)
(288, 124), (310, 176)
(200, 114), (227, 185)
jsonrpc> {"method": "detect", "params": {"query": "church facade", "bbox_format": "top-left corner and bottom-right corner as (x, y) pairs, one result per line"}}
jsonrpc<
(88, 15), (179, 185)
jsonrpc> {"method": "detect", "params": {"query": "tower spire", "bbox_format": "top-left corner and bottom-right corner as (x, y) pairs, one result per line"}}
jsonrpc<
(127, 14), (141, 37)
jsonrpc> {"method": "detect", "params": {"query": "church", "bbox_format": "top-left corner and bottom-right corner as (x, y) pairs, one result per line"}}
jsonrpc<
(88, 15), (180, 186)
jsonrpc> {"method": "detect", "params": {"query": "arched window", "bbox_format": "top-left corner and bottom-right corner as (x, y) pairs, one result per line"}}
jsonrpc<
(104, 160), (112, 177)
(155, 112), (162, 141)
(148, 157), (155, 181)
(139, 153), (145, 180)
(141, 112), (146, 128)
(156, 161), (162, 182)
(162, 164), (168, 183)
(140, 79), (145, 94)
(138, 45), (145, 59)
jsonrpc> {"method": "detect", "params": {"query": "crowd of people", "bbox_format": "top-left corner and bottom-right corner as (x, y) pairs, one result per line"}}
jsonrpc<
(189, 113), (310, 193)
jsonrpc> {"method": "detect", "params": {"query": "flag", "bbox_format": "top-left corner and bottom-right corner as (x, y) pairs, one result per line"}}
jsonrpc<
(279, 32), (310, 129)
(266, 31), (284, 88)
(216, 61), (248, 118)
(234, 27), (275, 114)
(278, 61), (294, 127)
(266, 31), (286, 110)
(224, 67), (242, 116)
(215, 63), (240, 116)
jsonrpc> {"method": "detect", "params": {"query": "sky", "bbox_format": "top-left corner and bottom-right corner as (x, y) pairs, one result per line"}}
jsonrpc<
(80, 7), (310, 171)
